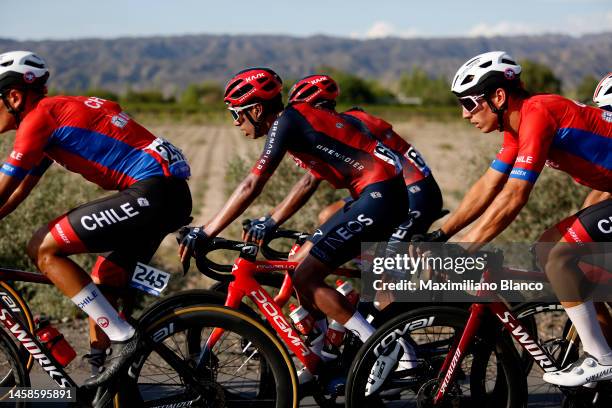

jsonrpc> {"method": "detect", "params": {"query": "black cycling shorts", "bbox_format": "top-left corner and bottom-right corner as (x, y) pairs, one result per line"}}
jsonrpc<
(308, 176), (408, 269)
(556, 198), (612, 243)
(49, 177), (192, 286)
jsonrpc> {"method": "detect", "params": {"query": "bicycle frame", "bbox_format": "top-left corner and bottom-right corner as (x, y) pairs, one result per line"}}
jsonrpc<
(0, 294), (76, 388)
(431, 265), (568, 405)
(201, 241), (358, 374)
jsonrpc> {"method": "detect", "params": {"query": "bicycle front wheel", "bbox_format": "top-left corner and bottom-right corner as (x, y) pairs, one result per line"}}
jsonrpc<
(346, 306), (526, 408)
(0, 330), (29, 406)
(125, 304), (298, 408)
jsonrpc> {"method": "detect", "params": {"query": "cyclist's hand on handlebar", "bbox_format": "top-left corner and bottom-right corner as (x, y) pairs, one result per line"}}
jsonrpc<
(242, 215), (277, 245)
(177, 226), (209, 274)
(411, 229), (449, 243)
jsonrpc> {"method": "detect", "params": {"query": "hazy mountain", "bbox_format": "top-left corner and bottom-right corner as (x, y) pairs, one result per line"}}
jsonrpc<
(1, 33), (610, 94)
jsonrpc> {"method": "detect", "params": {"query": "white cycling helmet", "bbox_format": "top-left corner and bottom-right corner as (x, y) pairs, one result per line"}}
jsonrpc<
(0, 50), (49, 93)
(593, 72), (612, 111)
(451, 51), (522, 97)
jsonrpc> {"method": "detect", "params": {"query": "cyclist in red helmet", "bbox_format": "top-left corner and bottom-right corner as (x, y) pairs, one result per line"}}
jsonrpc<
(179, 67), (419, 378)
(244, 74), (443, 311)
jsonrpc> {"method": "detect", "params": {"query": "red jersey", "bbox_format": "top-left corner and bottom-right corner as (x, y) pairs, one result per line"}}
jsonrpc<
(340, 108), (431, 185)
(491, 94), (612, 191)
(1, 96), (190, 190)
(251, 104), (402, 197)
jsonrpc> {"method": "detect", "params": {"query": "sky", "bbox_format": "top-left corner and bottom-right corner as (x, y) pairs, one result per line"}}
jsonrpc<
(2, 0), (611, 41)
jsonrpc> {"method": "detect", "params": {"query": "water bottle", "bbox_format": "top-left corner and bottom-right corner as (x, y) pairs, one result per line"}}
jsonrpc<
(35, 317), (76, 367)
(288, 304), (315, 336)
(336, 279), (359, 307)
(321, 319), (346, 360)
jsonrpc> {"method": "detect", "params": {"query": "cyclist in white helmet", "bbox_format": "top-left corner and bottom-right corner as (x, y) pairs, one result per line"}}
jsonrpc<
(419, 51), (612, 387)
(594, 72), (612, 112)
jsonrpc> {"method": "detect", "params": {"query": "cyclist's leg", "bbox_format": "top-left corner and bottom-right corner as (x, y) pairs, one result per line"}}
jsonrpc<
(536, 199), (612, 385)
(377, 175), (443, 309)
(317, 197), (350, 225)
(293, 176), (408, 342)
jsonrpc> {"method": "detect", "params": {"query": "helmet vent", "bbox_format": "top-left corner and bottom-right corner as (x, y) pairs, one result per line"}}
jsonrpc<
(461, 75), (475, 85)
(605, 87), (612, 96)
(501, 58), (516, 65)
(24, 60), (45, 69)
(479, 61), (492, 68)
(299, 86), (318, 99)
(257, 77), (268, 84)
(230, 83), (254, 98)
(327, 83), (338, 92)
(262, 82), (277, 91)
(0, 60), (13, 67)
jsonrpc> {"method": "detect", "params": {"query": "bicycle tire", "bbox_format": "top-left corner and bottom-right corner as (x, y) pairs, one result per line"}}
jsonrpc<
(0, 330), (30, 406)
(0, 281), (36, 375)
(346, 306), (527, 408)
(124, 304), (298, 408)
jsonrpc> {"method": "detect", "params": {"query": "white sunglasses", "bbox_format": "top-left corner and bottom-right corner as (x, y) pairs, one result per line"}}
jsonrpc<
(458, 94), (485, 113)
(228, 103), (258, 120)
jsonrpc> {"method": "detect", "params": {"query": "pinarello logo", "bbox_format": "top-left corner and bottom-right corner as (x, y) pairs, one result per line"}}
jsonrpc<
(97, 317), (110, 328)
(23, 71), (36, 83)
(504, 68), (516, 80)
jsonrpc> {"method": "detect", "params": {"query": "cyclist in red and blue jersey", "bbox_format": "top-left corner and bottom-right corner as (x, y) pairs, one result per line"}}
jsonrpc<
(179, 68), (419, 379)
(421, 51), (612, 386)
(0, 51), (191, 390)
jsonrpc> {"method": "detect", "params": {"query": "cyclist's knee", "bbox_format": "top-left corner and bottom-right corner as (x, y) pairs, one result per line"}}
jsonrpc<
(543, 243), (576, 279)
(29, 230), (62, 271)
(27, 227), (54, 263)
(293, 255), (329, 296)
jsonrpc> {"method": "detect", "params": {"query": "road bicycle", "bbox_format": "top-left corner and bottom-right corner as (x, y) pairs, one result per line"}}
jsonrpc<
(345, 248), (612, 408)
(0, 264), (298, 407)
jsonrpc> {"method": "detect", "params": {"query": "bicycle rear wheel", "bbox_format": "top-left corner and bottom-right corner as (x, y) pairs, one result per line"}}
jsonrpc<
(125, 305), (298, 408)
(346, 306), (526, 408)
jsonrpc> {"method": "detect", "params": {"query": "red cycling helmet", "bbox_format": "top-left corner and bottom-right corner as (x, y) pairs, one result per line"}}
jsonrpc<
(224, 67), (282, 107)
(288, 74), (339, 105)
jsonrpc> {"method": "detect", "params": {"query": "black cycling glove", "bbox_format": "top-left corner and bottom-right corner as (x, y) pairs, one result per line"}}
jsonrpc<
(177, 226), (209, 274)
(245, 214), (277, 243)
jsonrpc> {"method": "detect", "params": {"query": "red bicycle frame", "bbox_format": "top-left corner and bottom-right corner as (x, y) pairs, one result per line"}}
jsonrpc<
(203, 241), (357, 374)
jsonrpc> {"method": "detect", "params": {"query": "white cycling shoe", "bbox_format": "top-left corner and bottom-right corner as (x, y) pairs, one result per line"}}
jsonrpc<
(543, 353), (612, 387)
(365, 338), (417, 396)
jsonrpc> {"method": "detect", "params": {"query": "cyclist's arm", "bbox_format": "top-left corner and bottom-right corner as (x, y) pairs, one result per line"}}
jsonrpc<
(0, 174), (44, 220)
(460, 178), (533, 251)
(270, 172), (321, 225)
(0, 174), (26, 217)
(441, 168), (507, 237)
(204, 111), (294, 237)
(204, 172), (270, 237)
(581, 189), (612, 209)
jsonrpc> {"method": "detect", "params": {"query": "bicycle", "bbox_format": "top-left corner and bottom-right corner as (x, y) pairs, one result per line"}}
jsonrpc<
(0, 264), (298, 407)
(345, 248), (612, 408)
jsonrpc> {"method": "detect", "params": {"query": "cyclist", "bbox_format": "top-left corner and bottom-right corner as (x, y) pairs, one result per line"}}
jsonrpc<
(244, 74), (443, 311)
(419, 51), (612, 386)
(594, 72), (612, 112)
(0, 51), (192, 389)
(179, 67), (418, 378)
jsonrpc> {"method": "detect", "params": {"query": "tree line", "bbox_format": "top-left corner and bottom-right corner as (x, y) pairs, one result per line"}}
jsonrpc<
(56, 60), (602, 108)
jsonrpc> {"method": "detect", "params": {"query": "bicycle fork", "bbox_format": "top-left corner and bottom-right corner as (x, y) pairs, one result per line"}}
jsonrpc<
(433, 303), (486, 404)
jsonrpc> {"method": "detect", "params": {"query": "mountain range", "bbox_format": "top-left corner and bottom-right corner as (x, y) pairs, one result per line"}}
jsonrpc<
(1, 32), (610, 94)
